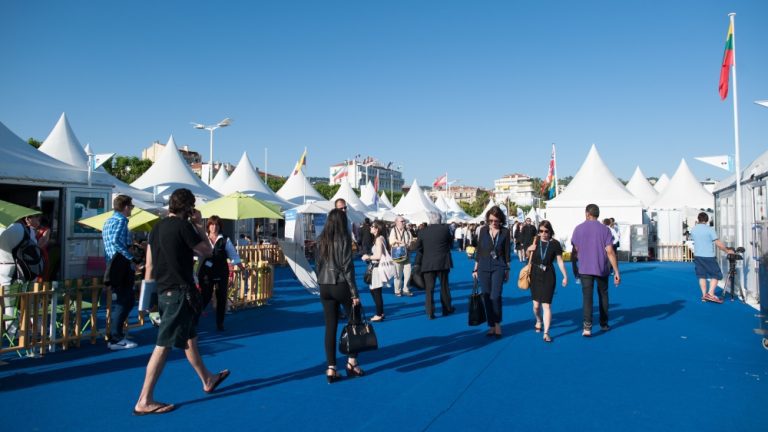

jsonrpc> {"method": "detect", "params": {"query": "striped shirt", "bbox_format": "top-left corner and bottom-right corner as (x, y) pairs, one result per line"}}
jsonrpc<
(103, 212), (133, 261)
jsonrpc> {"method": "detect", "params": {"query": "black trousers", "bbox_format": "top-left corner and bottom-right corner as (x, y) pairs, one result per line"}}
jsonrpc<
(320, 282), (355, 366)
(580, 274), (609, 329)
(423, 270), (452, 316)
(201, 276), (228, 328)
(107, 254), (135, 341)
(369, 288), (384, 316)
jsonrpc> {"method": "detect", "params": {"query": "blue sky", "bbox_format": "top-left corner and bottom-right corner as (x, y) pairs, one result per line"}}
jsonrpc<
(2, 0), (767, 188)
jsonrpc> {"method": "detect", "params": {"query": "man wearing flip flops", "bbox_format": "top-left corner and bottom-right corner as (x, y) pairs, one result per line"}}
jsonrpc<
(133, 188), (230, 416)
(691, 212), (734, 304)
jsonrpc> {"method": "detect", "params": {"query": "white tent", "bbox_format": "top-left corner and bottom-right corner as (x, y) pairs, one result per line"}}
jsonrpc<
(131, 135), (220, 202)
(625, 166), (659, 208)
(220, 152), (289, 208)
(330, 181), (370, 212)
(209, 167), (230, 194)
(391, 180), (443, 224)
(545, 144), (643, 249)
(434, 195), (451, 212)
(526, 208), (543, 225)
(445, 197), (471, 221)
(359, 181), (377, 207)
(651, 159), (714, 211)
(654, 174), (670, 193)
(0, 120), (112, 187)
(379, 191), (394, 209)
(276, 170), (325, 206)
(470, 199), (508, 223)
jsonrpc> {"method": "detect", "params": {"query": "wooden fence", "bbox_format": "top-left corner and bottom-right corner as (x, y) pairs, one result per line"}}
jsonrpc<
(655, 244), (694, 262)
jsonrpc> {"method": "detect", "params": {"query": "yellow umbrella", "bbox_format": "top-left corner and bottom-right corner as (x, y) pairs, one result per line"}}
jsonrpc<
(197, 192), (284, 220)
(0, 199), (40, 228)
(77, 208), (160, 232)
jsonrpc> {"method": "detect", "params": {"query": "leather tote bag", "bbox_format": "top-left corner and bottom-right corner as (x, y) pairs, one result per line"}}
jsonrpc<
(468, 278), (486, 326)
(339, 304), (379, 354)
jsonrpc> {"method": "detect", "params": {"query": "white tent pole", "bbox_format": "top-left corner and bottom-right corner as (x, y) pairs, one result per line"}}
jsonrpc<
(264, 147), (268, 183)
(728, 12), (745, 296)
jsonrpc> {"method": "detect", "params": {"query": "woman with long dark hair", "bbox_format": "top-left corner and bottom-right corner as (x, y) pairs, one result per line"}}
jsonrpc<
(316, 208), (364, 383)
(472, 206), (510, 338)
(361, 220), (389, 321)
(197, 215), (243, 331)
(526, 220), (568, 342)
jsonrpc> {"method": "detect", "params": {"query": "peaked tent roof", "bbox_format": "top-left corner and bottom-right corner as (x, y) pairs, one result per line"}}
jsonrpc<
(654, 174), (670, 193)
(447, 197), (464, 213)
(625, 166), (659, 208)
(220, 152), (289, 208)
(209, 167), (230, 194)
(651, 159), (714, 210)
(0, 120), (112, 187)
(131, 135), (220, 201)
(379, 191), (393, 209)
(546, 144), (642, 208)
(470, 198), (508, 223)
(276, 170), (325, 206)
(360, 181), (377, 207)
(38, 113), (88, 167)
(392, 180), (443, 224)
(330, 181), (370, 212)
(434, 195), (451, 212)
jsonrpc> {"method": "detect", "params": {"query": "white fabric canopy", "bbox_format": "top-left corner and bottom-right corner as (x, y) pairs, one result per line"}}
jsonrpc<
(654, 174), (670, 193)
(220, 152), (290, 208)
(378, 191), (394, 209)
(434, 195), (451, 212)
(330, 181), (370, 212)
(131, 135), (220, 202)
(470, 199), (507, 223)
(545, 145), (642, 248)
(391, 180), (443, 224)
(651, 159), (714, 210)
(625, 166), (659, 208)
(209, 167), (230, 194)
(0, 120), (112, 187)
(276, 170), (325, 206)
(359, 181), (377, 207)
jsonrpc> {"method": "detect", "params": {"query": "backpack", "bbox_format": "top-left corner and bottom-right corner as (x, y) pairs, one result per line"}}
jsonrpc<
(12, 224), (44, 282)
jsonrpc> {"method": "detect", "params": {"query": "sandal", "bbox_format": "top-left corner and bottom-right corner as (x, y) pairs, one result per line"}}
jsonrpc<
(132, 402), (176, 416)
(534, 323), (542, 333)
(204, 369), (230, 394)
(543, 333), (552, 343)
(326, 366), (342, 384)
(346, 360), (365, 377)
(370, 315), (385, 322)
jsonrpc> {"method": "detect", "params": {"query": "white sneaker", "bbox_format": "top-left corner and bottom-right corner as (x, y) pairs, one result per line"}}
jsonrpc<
(108, 338), (138, 350)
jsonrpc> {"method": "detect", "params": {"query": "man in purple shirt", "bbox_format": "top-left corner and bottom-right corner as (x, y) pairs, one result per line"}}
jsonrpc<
(571, 204), (620, 337)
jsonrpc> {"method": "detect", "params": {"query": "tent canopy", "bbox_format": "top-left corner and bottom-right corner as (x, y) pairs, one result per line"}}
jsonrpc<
(330, 181), (370, 212)
(650, 159), (714, 210)
(625, 166), (659, 208)
(220, 152), (289, 208)
(391, 180), (442, 224)
(276, 170), (325, 206)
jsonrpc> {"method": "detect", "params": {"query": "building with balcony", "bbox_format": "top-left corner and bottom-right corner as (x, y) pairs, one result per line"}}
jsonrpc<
(329, 157), (404, 193)
(493, 173), (535, 206)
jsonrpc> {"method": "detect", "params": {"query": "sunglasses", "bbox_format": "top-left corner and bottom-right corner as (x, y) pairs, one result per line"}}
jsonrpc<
(488, 218), (500, 223)
(539, 229), (549, 234)
(338, 206), (347, 211)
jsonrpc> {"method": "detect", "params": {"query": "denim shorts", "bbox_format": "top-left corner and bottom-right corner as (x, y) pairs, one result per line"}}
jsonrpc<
(156, 288), (197, 349)
(694, 256), (723, 280)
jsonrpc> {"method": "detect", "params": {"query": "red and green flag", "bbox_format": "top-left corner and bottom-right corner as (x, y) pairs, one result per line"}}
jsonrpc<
(719, 22), (734, 100)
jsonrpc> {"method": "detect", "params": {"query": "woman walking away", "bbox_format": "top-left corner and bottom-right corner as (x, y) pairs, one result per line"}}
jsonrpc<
(198, 215), (243, 331)
(361, 220), (389, 321)
(472, 206), (510, 338)
(526, 220), (568, 342)
(316, 209), (365, 383)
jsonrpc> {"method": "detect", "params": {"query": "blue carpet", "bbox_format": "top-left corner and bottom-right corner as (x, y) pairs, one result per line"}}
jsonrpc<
(1, 252), (767, 431)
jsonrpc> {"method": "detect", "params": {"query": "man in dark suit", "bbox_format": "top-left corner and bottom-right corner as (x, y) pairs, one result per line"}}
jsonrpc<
(415, 213), (454, 319)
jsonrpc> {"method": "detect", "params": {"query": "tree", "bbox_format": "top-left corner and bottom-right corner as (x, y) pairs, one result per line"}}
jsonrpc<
(266, 176), (286, 192)
(103, 156), (152, 183)
(315, 183), (341, 200)
(28, 138), (42, 148)
(459, 190), (490, 217)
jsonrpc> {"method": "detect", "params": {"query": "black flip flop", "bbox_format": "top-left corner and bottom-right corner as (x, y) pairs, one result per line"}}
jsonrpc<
(205, 369), (231, 394)
(132, 402), (176, 416)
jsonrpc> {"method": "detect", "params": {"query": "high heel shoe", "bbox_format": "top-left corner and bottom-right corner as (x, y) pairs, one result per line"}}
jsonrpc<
(326, 366), (341, 384)
(346, 360), (365, 378)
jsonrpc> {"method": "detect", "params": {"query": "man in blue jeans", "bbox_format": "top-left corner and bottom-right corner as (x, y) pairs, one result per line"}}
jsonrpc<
(571, 204), (620, 337)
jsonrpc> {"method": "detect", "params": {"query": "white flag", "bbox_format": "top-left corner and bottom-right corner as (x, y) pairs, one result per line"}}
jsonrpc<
(694, 155), (732, 172)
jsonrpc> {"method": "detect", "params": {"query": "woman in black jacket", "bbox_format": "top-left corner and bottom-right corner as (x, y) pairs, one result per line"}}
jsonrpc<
(198, 215), (243, 331)
(471, 206), (511, 338)
(316, 208), (364, 383)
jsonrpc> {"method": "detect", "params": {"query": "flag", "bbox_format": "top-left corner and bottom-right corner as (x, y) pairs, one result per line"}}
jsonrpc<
(332, 164), (348, 181)
(541, 145), (557, 199)
(433, 173), (447, 188)
(293, 149), (307, 175)
(719, 22), (734, 100)
(373, 172), (380, 206)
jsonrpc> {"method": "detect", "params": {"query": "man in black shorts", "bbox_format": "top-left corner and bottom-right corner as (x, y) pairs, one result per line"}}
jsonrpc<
(133, 188), (230, 415)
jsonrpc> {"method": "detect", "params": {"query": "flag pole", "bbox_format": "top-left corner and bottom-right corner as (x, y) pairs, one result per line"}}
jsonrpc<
(552, 143), (558, 198)
(264, 147), (268, 183)
(728, 12), (745, 297)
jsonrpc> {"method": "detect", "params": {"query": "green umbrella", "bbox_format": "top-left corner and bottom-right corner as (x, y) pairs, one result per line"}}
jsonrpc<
(197, 192), (284, 220)
(0, 199), (40, 228)
(77, 208), (160, 232)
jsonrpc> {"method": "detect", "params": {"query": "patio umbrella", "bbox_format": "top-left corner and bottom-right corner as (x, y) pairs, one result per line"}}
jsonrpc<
(197, 192), (284, 220)
(0, 199), (41, 228)
(77, 208), (160, 232)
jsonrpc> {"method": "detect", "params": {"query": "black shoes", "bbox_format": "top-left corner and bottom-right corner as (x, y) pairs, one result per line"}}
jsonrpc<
(326, 366), (341, 384)
(346, 361), (365, 377)
(442, 307), (456, 316)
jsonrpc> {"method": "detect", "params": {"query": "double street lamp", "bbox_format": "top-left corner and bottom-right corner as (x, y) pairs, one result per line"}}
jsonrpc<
(191, 118), (232, 184)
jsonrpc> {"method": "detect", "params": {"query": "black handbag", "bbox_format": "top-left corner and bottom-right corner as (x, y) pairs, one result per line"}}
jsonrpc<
(363, 262), (376, 285)
(184, 285), (204, 316)
(468, 278), (486, 326)
(339, 304), (379, 354)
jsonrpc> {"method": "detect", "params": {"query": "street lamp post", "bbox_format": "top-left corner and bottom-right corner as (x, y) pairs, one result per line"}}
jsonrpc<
(191, 118), (232, 184)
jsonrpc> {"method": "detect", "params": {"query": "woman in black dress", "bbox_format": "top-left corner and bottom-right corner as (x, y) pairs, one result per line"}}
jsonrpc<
(526, 220), (568, 342)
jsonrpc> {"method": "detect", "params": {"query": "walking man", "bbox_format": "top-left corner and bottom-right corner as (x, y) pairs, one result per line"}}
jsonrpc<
(415, 213), (454, 319)
(103, 194), (139, 350)
(691, 212), (734, 303)
(134, 188), (229, 415)
(571, 204), (620, 337)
